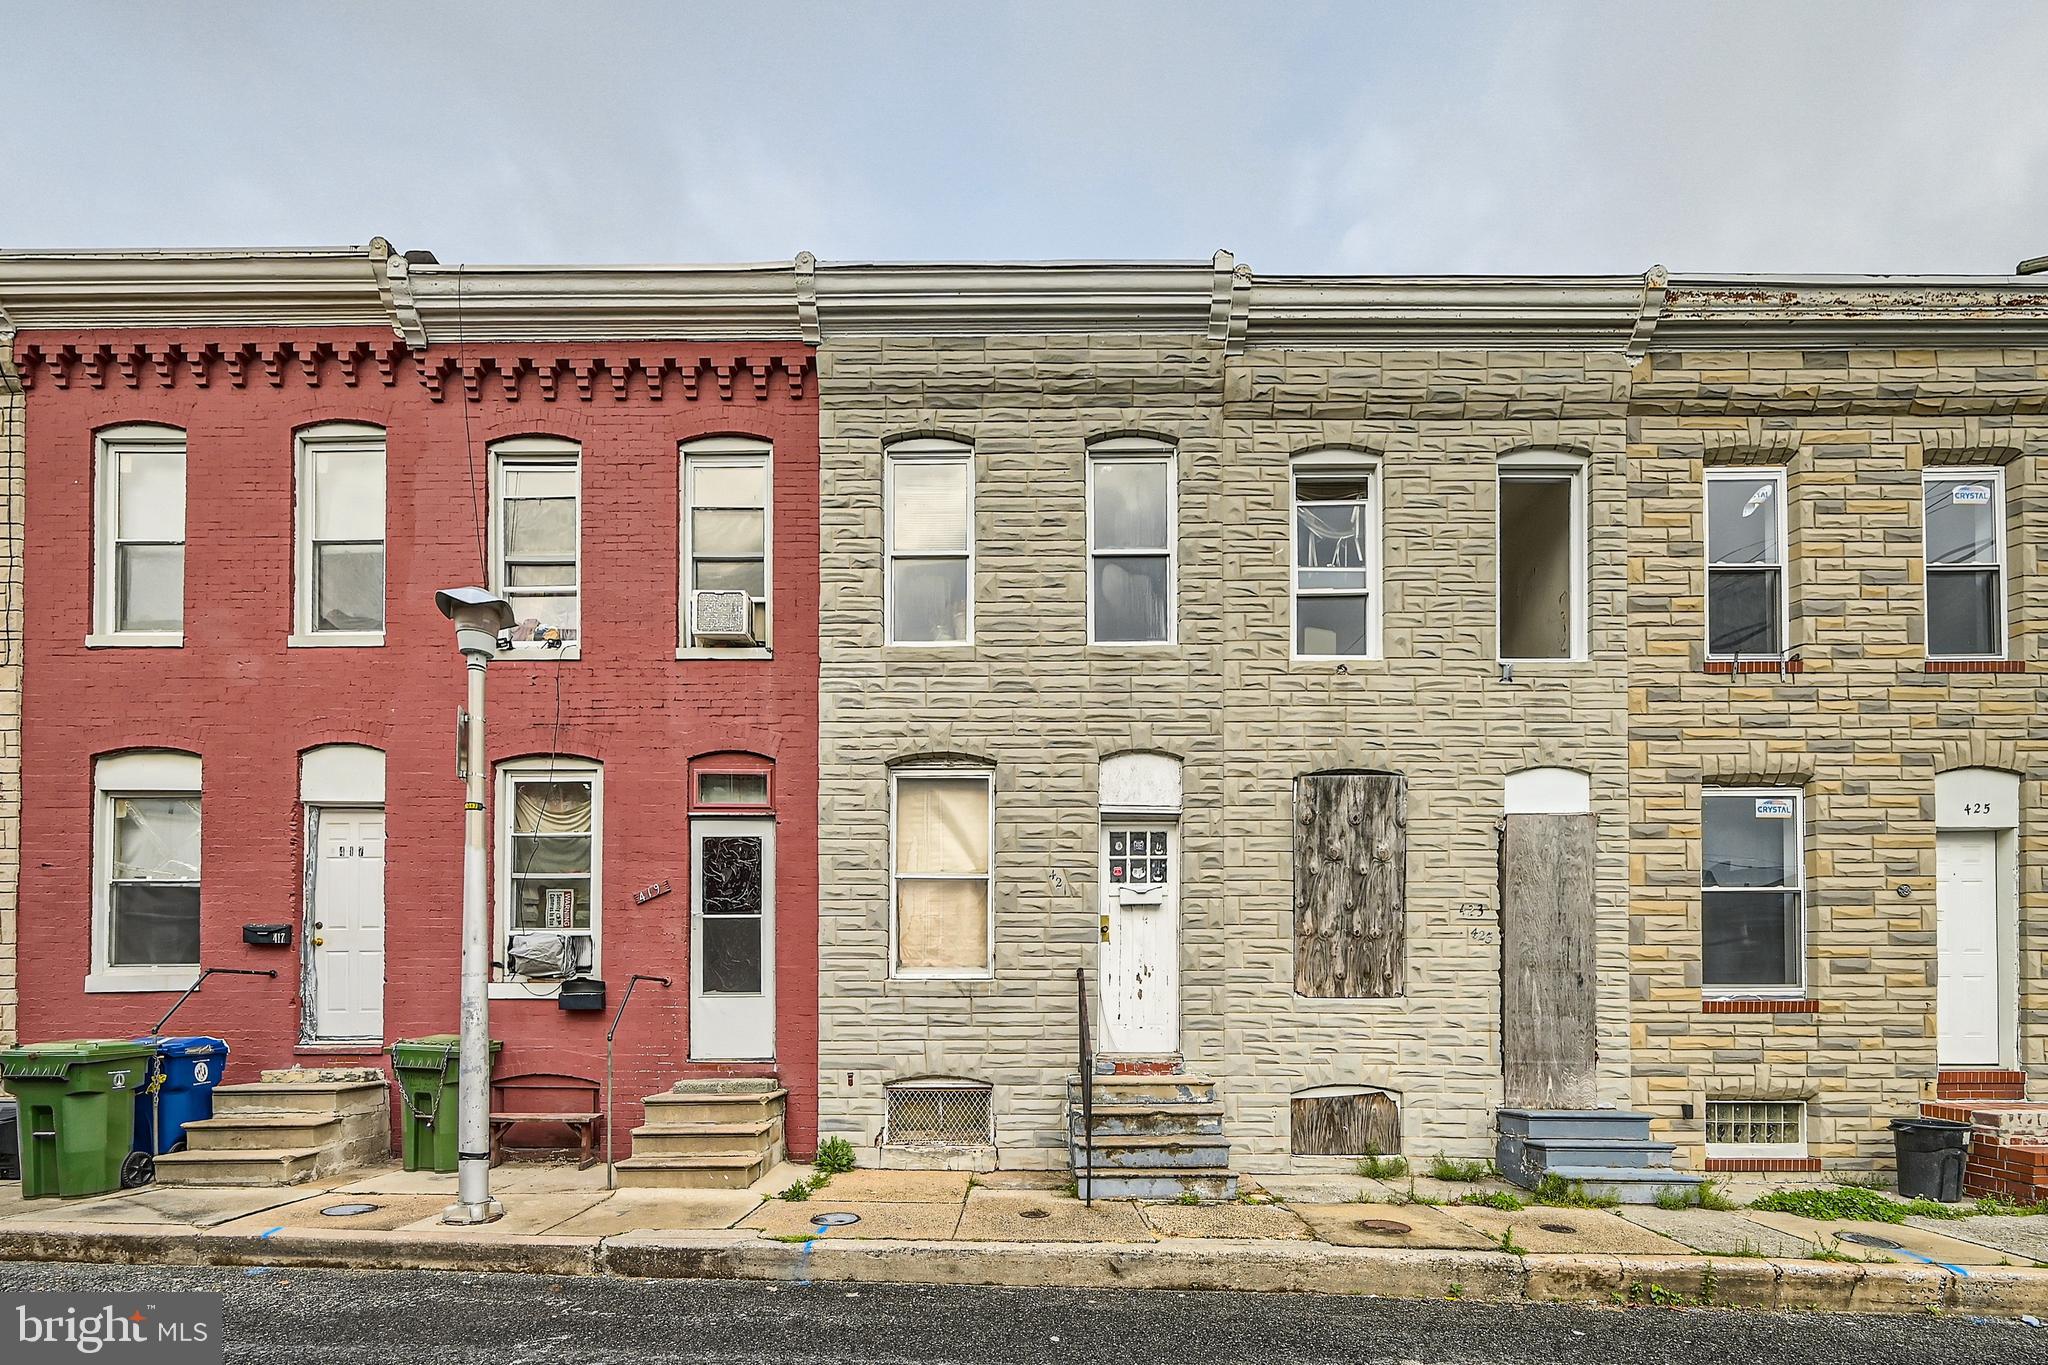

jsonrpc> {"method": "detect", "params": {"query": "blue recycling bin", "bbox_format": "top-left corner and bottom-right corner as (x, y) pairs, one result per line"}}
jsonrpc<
(131, 1036), (228, 1156)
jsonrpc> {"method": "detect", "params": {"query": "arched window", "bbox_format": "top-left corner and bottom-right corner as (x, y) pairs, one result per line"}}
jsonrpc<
(293, 423), (386, 645)
(1291, 450), (1379, 659)
(490, 436), (582, 654)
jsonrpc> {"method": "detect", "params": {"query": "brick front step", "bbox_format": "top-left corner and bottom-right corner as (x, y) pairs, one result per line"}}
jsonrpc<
(1922, 1099), (2048, 1203)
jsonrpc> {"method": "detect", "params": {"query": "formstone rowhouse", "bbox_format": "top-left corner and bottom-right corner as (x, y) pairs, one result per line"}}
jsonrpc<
(0, 246), (822, 1180)
(3, 248), (2048, 1201)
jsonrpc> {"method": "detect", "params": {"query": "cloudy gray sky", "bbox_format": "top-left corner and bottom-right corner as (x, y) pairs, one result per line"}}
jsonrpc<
(4, 1), (2044, 274)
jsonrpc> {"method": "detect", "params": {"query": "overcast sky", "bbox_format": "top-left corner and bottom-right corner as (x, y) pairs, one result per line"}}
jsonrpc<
(4, 1), (2044, 274)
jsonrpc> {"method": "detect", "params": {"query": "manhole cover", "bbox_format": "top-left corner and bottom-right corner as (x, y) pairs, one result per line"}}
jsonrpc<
(1355, 1219), (1412, 1235)
(319, 1203), (380, 1217)
(1539, 1223), (1575, 1234)
(1020, 1208), (1053, 1220)
(810, 1211), (860, 1228)
(1837, 1231), (1903, 1250)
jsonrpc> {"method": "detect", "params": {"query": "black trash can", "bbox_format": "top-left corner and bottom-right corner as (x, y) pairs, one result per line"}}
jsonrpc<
(1892, 1117), (1972, 1202)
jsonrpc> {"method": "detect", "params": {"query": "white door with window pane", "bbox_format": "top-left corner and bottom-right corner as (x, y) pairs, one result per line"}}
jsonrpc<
(1099, 823), (1179, 1054)
(691, 818), (775, 1060)
(1937, 829), (2000, 1066)
(308, 808), (385, 1041)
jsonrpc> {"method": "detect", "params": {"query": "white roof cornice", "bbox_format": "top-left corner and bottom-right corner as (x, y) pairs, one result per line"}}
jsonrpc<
(813, 259), (1224, 338)
(0, 243), (398, 332)
(398, 258), (808, 344)
(1246, 274), (1650, 350)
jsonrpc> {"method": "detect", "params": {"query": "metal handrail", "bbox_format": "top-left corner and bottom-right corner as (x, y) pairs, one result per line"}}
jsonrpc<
(1076, 966), (1093, 1207)
(605, 973), (671, 1190)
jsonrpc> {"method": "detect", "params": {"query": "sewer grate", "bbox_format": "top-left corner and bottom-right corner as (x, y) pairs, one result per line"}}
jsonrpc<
(1019, 1208), (1052, 1220)
(319, 1203), (380, 1217)
(810, 1212), (860, 1228)
(1539, 1223), (1575, 1234)
(1355, 1219), (1413, 1235)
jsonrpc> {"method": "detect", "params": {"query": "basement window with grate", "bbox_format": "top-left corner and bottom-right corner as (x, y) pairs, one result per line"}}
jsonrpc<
(1705, 1100), (1806, 1159)
(885, 1081), (993, 1147)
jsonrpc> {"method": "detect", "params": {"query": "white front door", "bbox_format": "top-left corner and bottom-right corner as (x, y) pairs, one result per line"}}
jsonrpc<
(307, 807), (385, 1041)
(1099, 821), (1179, 1055)
(1937, 828), (2000, 1066)
(691, 817), (775, 1060)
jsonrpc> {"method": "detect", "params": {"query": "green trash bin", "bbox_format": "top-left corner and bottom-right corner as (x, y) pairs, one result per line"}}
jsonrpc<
(1, 1040), (157, 1198)
(390, 1035), (501, 1173)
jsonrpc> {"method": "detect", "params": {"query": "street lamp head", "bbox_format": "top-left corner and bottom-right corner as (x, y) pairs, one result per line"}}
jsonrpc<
(435, 587), (514, 659)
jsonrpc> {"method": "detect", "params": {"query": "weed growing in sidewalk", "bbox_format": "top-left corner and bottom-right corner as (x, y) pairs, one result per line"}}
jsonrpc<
(1445, 1283), (1465, 1300)
(1356, 1153), (1409, 1180)
(1751, 1186), (1968, 1223)
(1459, 1190), (1526, 1211)
(1531, 1174), (1619, 1210)
(1390, 1179), (1441, 1207)
(1176, 1190), (1202, 1206)
(814, 1136), (856, 1175)
(1491, 1227), (1526, 1256)
(1428, 1155), (1491, 1182)
(1653, 1179), (1737, 1212)
(777, 1174), (828, 1202)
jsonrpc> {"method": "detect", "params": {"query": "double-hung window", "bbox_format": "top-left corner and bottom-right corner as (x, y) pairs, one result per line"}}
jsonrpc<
(1292, 457), (1379, 658)
(94, 425), (187, 644)
(891, 770), (993, 977)
(497, 761), (602, 983)
(1701, 788), (1804, 994)
(886, 439), (973, 645)
(1705, 470), (1787, 658)
(91, 751), (201, 992)
(491, 438), (581, 653)
(1087, 442), (1175, 644)
(681, 438), (771, 649)
(1497, 456), (1585, 661)
(294, 423), (386, 644)
(1924, 469), (2006, 659)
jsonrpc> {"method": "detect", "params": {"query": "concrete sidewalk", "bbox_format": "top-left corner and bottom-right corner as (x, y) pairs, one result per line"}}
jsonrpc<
(4, 1161), (2048, 1319)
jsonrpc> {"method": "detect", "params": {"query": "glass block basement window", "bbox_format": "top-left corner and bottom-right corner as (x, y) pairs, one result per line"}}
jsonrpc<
(1705, 1100), (1805, 1153)
(886, 1082), (992, 1146)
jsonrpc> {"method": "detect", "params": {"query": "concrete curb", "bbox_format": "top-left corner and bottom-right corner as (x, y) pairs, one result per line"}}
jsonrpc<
(3, 1221), (2046, 1317)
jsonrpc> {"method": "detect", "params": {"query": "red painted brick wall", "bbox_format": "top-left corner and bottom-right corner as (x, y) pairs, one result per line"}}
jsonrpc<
(15, 330), (821, 1158)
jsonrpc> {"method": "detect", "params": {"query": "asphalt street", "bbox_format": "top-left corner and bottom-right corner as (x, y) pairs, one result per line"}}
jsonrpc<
(2, 1261), (2045, 1365)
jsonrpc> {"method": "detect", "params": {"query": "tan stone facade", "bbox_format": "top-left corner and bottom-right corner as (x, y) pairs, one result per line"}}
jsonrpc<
(816, 330), (1637, 1170)
(1627, 344), (2048, 1171)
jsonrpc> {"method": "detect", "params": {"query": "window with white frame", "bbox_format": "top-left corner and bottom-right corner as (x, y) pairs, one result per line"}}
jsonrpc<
(1705, 1099), (1807, 1158)
(92, 751), (201, 990)
(891, 769), (993, 977)
(497, 762), (602, 980)
(886, 439), (973, 645)
(1924, 469), (2006, 659)
(294, 424), (386, 642)
(1705, 470), (1787, 658)
(491, 438), (581, 651)
(1088, 442), (1175, 644)
(1702, 788), (1804, 992)
(1292, 456), (1379, 658)
(681, 438), (771, 648)
(95, 425), (187, 642)
(1497, 456), (1585, 661)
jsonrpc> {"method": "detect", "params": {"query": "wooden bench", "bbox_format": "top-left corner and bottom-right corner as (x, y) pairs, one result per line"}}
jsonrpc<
(489, 1072), (602, 1169)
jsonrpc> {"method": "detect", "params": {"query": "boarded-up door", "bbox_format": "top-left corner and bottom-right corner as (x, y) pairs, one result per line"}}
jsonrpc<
(1294, 772), (1405, 998)
(1500, 813), (1596, 1108)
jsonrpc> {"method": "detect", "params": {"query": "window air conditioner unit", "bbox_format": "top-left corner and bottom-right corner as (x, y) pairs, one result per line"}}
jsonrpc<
(507, 932), (593, 980)
(690, 589), (756, 645)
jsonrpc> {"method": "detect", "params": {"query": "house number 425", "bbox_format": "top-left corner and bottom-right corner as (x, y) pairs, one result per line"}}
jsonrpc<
(1963, 802), (1994, 816)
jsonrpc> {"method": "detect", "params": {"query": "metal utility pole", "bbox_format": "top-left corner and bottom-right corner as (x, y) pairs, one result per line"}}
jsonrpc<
(436, 587), (513, 1226)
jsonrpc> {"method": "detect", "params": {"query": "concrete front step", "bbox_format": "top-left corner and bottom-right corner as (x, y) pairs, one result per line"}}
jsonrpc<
(209, 1082), (389, 1118)
(1073, 1102), (1225, 1137)
(154, 1146), (326, 1186)
(180, 1113), (347, 1152)
(1067, 1076), (1217, 1105)
(613, 1151), (774, 1190)
(1074, 1166), (1236, 1200)
(1495, 1108), (1656, 1142)
(1532, 1164), (1706, 1205)
(641, 1090), (787, 1126)
(1515, 1137), (1680, 1170)
(1071, 1134), (1232, 1170)
(629, 1119), (783, 1159)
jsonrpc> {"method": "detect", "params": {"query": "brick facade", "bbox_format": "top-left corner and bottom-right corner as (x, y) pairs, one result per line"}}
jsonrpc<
(0, 352), (19, 1045)
(12, 330), (822, 1156)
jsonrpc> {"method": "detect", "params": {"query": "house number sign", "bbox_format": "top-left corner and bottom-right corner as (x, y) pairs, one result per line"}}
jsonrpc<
(1456, 903), (1490, 920)
(333, 844), (371, 858)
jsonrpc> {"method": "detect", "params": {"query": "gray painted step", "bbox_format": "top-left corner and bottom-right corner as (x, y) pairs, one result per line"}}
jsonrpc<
(1517, 1137), (1679, 1169)
(1071, 1134), (1232, 1170)
(1074, 1168), (1236, 1200)
(1495, 1109), (1655, 1142)
(1536, 1164), (1706, 1205)
(1071, 1103), (1225, 1138)
(1066, 1076), (1217, 1105)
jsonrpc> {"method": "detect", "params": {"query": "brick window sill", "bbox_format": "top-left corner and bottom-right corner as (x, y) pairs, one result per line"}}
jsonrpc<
(1702, 658), (1804, 676)
(1706, 1156), (1821, 1173)
(1923, 660), (2027, 674)
(1701, 997), (1820, 1015)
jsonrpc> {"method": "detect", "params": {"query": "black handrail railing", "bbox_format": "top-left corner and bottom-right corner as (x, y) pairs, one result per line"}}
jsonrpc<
(153, 967), (277, 1034)
(1076, 966), (1093, 1207)
(606, 974), (672, 1189)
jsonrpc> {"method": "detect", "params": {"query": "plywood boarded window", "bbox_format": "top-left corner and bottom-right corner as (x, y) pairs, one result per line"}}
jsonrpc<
(1294, 772), (1406, 997)
(1291, 1088), (1400, 1156)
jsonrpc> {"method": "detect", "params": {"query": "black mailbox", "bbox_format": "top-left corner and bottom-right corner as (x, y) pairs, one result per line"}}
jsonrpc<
(244, 923), (293, 948)
(557, 976), (606, 1012)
